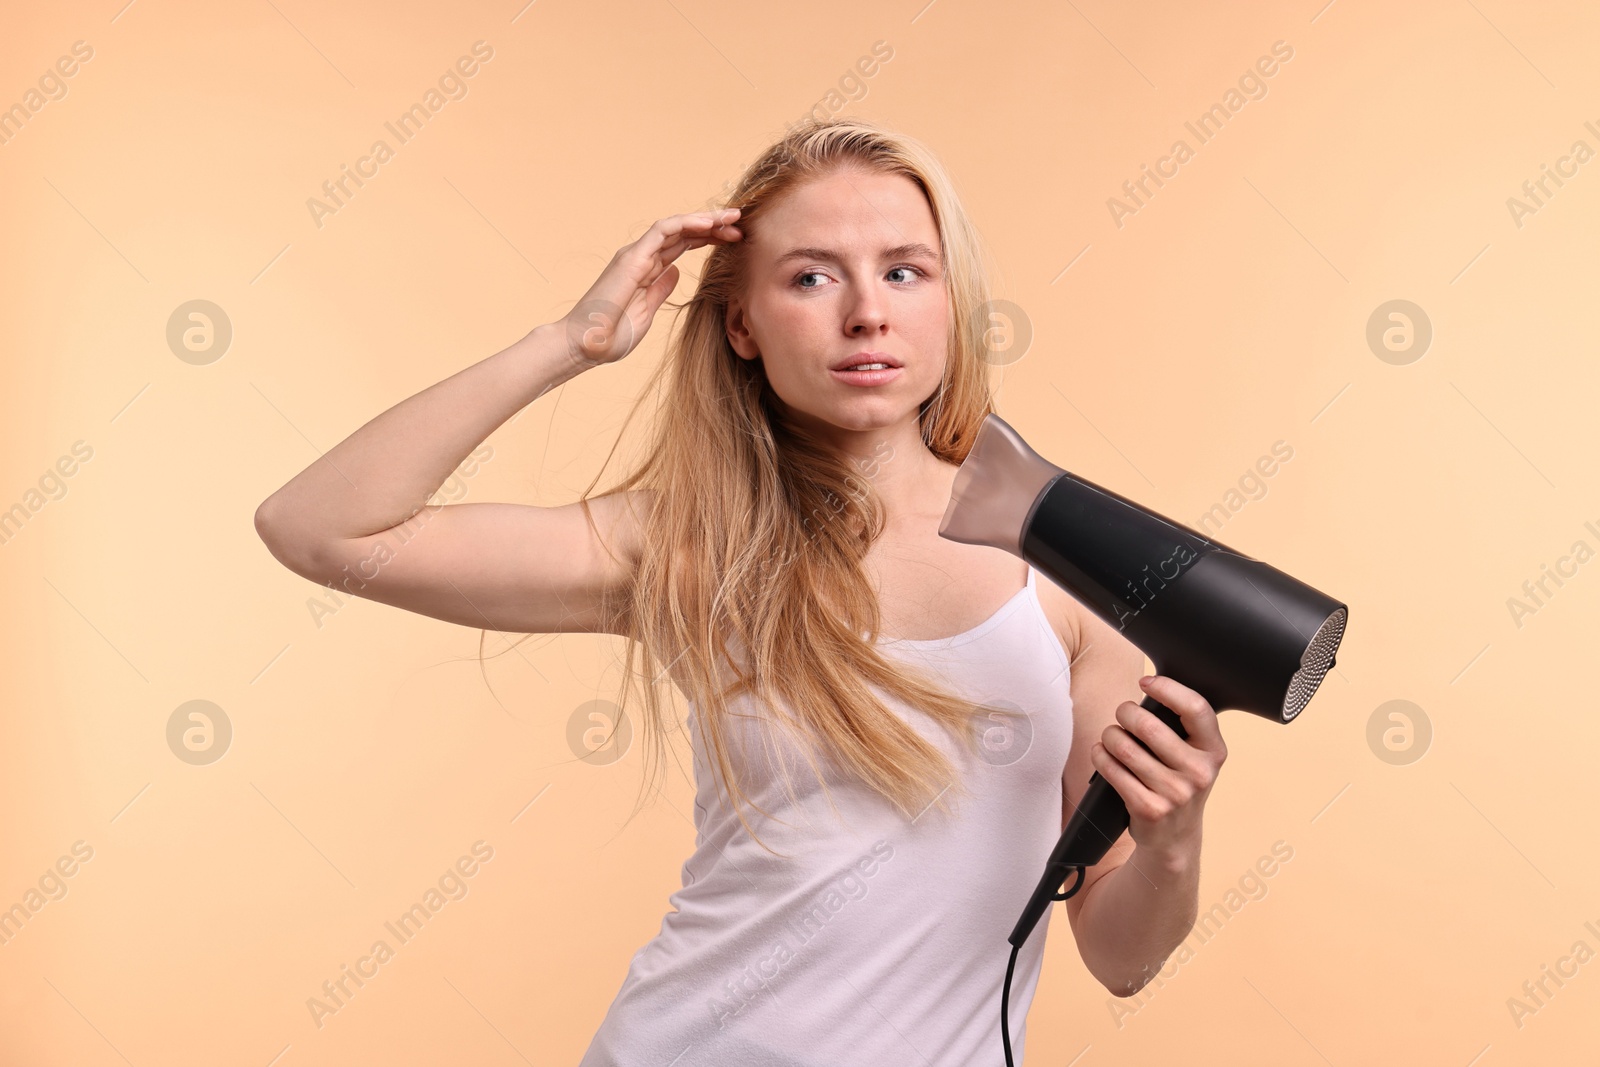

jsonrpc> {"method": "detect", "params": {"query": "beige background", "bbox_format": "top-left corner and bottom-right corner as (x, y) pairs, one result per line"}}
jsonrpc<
(2, 0), (1596, 1063)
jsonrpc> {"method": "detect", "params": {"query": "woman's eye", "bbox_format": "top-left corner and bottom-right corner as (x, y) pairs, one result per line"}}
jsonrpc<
(794, 266), (923, 289)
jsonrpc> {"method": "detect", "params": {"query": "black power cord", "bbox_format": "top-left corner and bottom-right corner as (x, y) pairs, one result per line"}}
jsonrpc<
(1001, 864), (1085, 1066)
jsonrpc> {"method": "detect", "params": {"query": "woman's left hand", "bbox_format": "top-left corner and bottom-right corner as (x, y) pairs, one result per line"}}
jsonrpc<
(1089, 674), (1228, 865)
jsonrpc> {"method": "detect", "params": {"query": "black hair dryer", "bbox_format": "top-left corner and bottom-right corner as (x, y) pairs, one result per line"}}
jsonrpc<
(939, 414), (1348, 950)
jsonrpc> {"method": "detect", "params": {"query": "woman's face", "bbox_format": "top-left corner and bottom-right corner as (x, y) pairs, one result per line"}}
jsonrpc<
(725, 168), (949, 447)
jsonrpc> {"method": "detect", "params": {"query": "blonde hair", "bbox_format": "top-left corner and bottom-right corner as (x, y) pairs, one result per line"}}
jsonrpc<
(533, 117), (1004, 854)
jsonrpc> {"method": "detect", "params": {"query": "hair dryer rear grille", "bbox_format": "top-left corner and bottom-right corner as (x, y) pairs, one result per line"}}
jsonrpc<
(1283, 608), (1346, 722)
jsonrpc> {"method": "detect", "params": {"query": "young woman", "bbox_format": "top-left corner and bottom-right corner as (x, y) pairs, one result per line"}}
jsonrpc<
(255, 117), (1227, 1065)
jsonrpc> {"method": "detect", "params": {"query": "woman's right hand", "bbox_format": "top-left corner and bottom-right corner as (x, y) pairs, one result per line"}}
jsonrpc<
(559, 208), (743, 367)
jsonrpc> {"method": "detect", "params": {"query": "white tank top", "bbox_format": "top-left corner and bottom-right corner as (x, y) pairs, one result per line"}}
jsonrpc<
(580, 565), (1075, 1066)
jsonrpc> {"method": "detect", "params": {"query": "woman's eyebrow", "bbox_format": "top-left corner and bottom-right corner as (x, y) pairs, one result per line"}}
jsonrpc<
(773, 242), (942, 265)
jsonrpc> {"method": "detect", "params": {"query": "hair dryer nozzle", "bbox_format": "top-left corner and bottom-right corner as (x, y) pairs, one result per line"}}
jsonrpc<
(939, 415), (1065, 556)
(942, 414), (1349, 726)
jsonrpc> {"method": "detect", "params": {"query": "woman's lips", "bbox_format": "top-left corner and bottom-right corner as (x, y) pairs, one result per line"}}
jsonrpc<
(829, 365), (903, 386)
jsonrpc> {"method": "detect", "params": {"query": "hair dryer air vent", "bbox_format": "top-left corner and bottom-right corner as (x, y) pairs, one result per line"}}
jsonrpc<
(1285, 606), (1345, 722)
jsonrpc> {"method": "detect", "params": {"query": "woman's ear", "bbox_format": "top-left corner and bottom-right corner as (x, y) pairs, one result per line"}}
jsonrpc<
(724, 297), (760, 362)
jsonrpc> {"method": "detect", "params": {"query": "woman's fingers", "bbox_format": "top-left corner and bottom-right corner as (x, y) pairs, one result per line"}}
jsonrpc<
(1089, 739), (1156, 812)
(1100, 720), (1183, 797)
(1114, 699), (1197, 773)
(634, 263), (682, 325)
(567, 209), (741, 365)
(634, 210), (738, 259)
(620, 210), (739, 318)
(1140, 675), (1228, 761)
(649, 211), (742, 270)
(603, 211), (738, 316)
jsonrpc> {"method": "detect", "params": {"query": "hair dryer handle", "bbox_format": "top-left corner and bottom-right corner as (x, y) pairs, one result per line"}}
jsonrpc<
(1065, 693), (1189, 860)
(1008, 694), (1190, 946)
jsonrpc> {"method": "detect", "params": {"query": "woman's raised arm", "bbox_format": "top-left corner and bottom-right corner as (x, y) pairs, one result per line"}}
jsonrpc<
(252, 208), (742, 636)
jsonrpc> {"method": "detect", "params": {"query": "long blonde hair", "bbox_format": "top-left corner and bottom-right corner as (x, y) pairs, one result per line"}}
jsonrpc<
(535, 117), (1004, 853)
